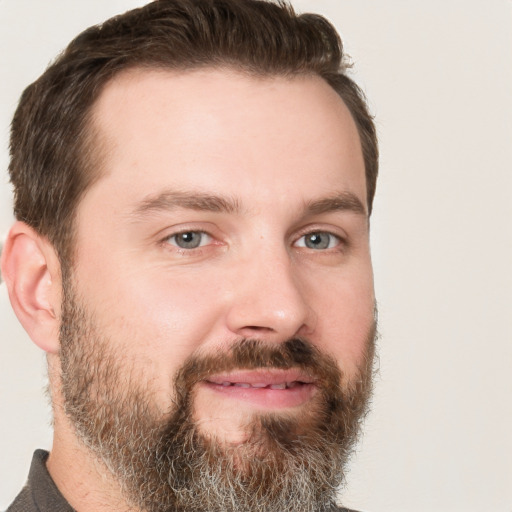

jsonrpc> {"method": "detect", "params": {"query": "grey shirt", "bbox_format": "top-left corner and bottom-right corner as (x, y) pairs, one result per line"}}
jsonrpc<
(7, 450), (73, 512)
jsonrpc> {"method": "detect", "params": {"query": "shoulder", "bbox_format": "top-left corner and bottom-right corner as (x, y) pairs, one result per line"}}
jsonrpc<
(6, 484), (36, 512)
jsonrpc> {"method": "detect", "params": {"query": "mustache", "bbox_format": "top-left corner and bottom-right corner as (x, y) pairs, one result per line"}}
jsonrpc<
(174, 338), (343, 396)
(163, 336), (372, 461)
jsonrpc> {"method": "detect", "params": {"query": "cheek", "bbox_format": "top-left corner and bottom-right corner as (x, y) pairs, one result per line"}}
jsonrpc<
(74, 261), (228, 401)
(309, 263), (375, 377)
(127, 279), (222, 344)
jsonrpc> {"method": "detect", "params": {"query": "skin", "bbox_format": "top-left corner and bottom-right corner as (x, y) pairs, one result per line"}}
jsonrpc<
(2, 68), (375, 510)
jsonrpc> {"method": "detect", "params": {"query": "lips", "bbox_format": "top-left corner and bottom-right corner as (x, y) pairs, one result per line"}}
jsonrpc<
(216, 381), (303, 389)
(202, 369), (317, 409)
(206, 369), (314, 386)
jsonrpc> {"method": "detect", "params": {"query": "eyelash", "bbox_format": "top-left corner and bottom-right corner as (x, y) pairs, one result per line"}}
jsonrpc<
(163, 230), (213, 251)
(161, 228), (346, 254)
(294, 231), (343, 250)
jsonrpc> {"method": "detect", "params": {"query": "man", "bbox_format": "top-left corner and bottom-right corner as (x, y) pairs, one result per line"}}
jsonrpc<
(1, 0), (378, 511)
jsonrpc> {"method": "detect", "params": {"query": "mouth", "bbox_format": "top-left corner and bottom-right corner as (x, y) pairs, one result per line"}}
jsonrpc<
(212, 381), (304, 389)
(201, 370), (317, 409)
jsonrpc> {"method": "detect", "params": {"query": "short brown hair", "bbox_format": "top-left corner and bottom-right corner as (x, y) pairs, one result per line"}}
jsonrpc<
(9, 0), (378, 264)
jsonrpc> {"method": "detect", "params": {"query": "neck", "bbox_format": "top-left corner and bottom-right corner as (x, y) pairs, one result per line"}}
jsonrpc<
(48, 432), (135, 512)
(47, 358), (136, 512)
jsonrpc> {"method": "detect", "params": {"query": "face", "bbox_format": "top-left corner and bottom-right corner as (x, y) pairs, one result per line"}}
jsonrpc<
(59, 68), (376, 511)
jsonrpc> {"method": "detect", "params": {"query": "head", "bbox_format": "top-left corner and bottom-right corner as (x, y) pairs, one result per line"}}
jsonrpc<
(2, 1), (378, 511)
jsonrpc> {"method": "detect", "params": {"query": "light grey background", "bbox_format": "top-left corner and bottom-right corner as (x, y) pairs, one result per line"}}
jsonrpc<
(1, 1), (511, 510)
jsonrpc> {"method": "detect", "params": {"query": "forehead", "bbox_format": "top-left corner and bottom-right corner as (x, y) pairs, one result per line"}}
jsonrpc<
(84, 67), (366, 213)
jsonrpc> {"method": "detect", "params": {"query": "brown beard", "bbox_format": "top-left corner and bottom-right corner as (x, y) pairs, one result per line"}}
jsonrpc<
(59, 281), (376, 512)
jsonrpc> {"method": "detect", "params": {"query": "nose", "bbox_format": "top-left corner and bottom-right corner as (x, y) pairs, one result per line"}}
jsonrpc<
(224, 248), (316, 341)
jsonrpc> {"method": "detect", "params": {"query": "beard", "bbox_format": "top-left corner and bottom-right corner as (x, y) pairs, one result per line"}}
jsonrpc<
(58, 279), (376, 512)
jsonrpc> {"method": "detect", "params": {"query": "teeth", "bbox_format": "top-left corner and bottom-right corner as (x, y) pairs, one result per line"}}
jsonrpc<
(216, 381), (302, 389)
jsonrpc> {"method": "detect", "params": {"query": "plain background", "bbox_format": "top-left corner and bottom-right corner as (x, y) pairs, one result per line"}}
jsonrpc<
(1, 1), (511, 510)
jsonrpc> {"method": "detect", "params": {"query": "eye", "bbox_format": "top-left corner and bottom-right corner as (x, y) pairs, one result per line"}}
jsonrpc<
(166, 231), (212, 249)
(295, 231), (341, 250)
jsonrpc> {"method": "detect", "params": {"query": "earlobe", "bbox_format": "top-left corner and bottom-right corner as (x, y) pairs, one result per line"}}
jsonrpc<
(1, 221), (61, 354)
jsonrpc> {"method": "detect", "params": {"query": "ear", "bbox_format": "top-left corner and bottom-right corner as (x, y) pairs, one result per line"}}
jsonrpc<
(1, 221), (62, 354)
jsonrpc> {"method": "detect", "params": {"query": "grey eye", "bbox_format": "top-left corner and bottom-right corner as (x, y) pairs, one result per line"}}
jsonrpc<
(296, 232), (340, 250)
(169, 231), (211, 249)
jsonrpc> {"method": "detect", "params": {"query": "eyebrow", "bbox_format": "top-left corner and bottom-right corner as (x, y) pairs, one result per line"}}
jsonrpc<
(304, 192), (367, 217)
(131, 190), (241, 217)
(130, 189), (366, 218)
